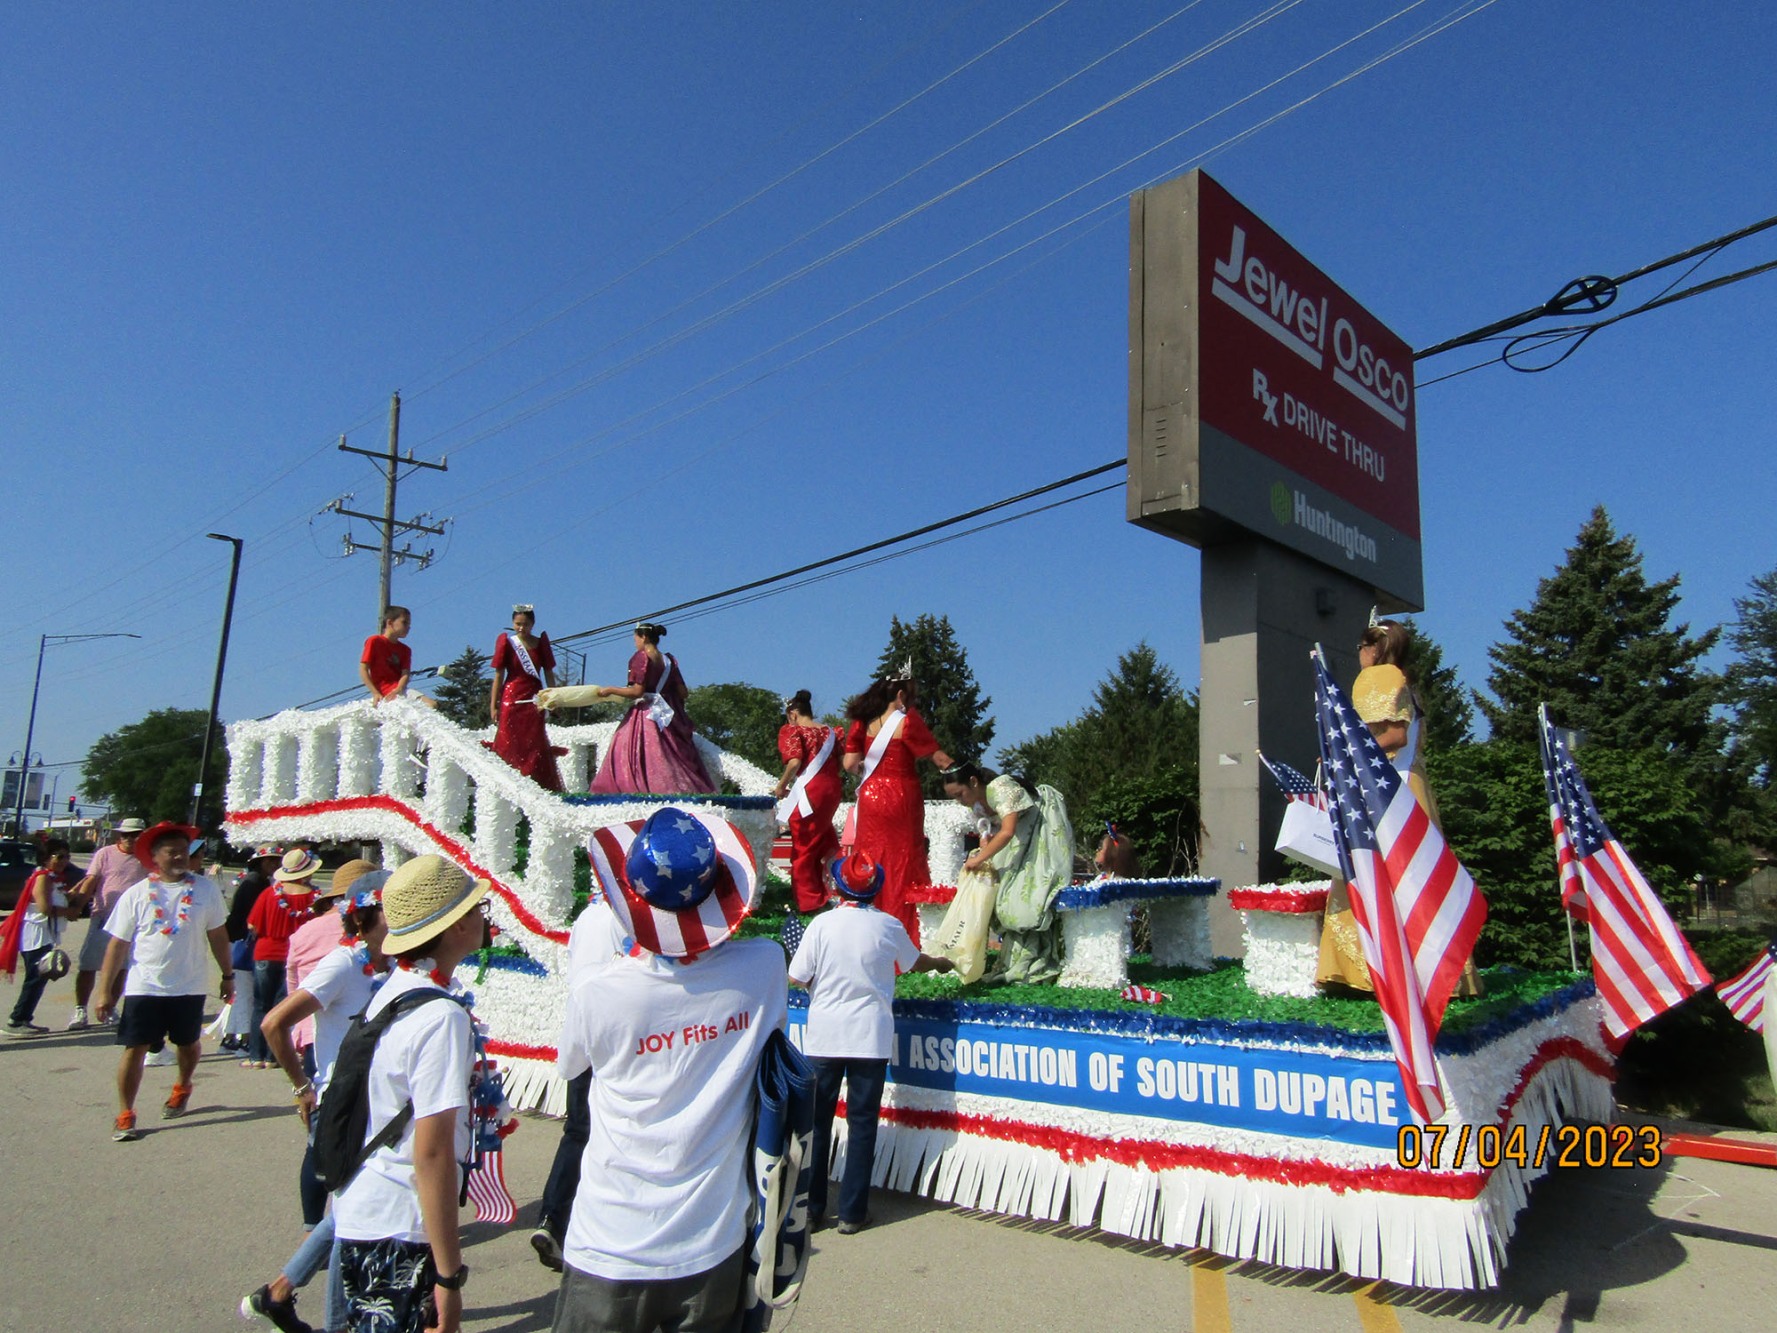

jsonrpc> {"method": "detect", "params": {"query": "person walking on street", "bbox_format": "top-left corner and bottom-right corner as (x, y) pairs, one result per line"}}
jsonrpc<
(69, 816), (147, 1028)
(94, 822), (233, 1142)
(5, 839), (90, 1036)
(330, 855), (488, 1333)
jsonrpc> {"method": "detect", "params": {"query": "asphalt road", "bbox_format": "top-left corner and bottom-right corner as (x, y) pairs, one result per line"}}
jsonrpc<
(4, 919), (1774, 1333)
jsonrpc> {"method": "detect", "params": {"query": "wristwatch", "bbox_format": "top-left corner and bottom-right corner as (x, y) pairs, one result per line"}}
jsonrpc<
(435, 1263), (469, 1291)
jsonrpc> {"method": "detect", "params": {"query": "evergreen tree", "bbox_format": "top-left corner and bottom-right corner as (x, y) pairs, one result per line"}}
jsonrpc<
(1000, 642), (1201, 870)
(1479, 506), (1719, 755)
(434, 645), (492, 729)
(872, 614), (994, 795)
(1396, 618), (1472, 753)
(1725, 565), (1777, 787)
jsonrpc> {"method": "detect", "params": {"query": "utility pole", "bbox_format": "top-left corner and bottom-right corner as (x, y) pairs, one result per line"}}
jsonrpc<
(331, 393), (449, 622)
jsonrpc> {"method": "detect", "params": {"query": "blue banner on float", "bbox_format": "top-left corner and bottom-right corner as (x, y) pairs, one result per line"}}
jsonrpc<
(786, 998), (1408, 1150)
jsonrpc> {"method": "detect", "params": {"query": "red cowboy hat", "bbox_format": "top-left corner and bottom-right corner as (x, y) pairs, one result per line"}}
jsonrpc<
(134, 821), (201, 870)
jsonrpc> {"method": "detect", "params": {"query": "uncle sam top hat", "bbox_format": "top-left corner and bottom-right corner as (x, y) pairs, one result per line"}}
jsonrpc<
(585, 807), (758, 960)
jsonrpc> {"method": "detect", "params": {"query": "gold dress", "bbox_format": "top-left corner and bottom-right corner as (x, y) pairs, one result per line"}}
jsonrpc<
(1316, 665), (1479, 995)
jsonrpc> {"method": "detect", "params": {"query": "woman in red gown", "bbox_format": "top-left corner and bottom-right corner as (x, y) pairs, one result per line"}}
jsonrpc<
(773, 690), (843, 914)
(841, 670), (954, 941)
(488, 604), (565, 791)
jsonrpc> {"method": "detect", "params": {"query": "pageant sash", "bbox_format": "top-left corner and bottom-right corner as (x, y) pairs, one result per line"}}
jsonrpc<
(505, 632), (541, 684)
(777, 727), (836, 824)
(857, 709), (904, 789)
(643, 654), (678, 731)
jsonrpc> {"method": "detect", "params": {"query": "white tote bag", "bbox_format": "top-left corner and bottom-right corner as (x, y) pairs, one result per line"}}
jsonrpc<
(1275, 799), (1341, 876)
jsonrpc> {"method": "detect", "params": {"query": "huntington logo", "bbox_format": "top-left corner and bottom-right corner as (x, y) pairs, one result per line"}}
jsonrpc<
(1269, 482), (1292, 525)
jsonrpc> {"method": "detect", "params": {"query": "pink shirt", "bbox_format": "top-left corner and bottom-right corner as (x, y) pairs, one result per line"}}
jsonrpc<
(286, 911), (347, 1049)
(84, 844), (146, 916)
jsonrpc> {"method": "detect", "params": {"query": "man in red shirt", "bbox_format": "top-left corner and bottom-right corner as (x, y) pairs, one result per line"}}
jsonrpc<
(360, 605), (414, 703)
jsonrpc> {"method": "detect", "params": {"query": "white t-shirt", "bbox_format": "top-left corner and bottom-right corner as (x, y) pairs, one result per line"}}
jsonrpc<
(332, 968), (474, 1245)
(105, 876), (228, 997)
(296, 946), (384, 1096)
(557, 901), (626, 1080)
(788, 903), (919, 1060)
(21, 876), (67, 953)
(559, 937), (787, 1281)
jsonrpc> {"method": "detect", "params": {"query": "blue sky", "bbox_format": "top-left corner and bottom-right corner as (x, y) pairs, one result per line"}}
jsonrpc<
(3, 1), (1774, 810)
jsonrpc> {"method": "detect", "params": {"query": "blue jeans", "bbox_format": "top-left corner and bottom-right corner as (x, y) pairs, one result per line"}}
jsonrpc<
(9, 947), (49, 1026)
(810, 1057), (887, 1225)
(282, 1214), (344, 1333)
(249, 959), (287, 1062)
(540, 1069), (593, 1239)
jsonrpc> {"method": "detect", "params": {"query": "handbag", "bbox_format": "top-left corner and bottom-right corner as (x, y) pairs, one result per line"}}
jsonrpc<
(39, 946), (72, 982)
(1275, 799), (1342, 877)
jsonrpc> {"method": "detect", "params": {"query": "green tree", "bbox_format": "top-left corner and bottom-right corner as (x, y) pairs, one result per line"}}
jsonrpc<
(1396, 618), (1472, 753)
(685, 682), (784, 774)
(872, 614), (994, 796)
(434, 645), (492, 730)
(83, 707), (228, 828)
(1725, 566), (1777, 788)
(1429, 739), (1721, 970)
(1478, 506), (1719, 755)
(1000, 643), (1201, 871)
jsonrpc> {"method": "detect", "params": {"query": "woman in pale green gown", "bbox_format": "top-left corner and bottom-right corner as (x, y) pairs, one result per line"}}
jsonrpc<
(938, 764), (1076, 984)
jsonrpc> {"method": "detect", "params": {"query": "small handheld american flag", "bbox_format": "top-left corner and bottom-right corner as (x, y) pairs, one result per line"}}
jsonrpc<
(779, 913), (806, 958)
(1257, 752), (1328, 809)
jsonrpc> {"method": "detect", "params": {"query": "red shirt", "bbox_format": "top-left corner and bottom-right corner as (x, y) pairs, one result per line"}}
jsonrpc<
(361, 634), (412, 697)
(247, 885), (317, 963)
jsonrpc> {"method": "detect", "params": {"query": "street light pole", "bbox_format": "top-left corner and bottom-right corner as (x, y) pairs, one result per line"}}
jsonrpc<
(191, 533), (244, 828)
(11, 631), (141, 838)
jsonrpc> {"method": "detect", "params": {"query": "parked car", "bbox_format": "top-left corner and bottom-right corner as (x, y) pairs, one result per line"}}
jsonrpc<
(0, 840), (37, 912)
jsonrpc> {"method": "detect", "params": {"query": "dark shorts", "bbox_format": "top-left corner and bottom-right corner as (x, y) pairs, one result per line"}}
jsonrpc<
(552, 1246), (746, 1333)
(339, 1237), (437, 1333)
(117, 994), (207, 1049)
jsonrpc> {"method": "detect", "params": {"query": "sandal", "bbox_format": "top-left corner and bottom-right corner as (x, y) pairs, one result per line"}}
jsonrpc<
(239, 1059), (256, 1069)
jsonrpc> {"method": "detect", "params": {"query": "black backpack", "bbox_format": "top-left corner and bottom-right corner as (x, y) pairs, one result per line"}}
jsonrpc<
(313, 988), (454, 1194)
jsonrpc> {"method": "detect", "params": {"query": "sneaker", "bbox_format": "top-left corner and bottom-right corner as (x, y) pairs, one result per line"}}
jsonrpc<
(145, 1045), (177, 1067)
(66, 1007), (90, 1031)
(239, 1284), (313, 1333)
(2, 1023), (43, 1039)
(163, 1083), (193, 1119)
(835, 1216), (871, 1235)
(530, 1227), (563, 1272)
(112, 1111), (142, 1143)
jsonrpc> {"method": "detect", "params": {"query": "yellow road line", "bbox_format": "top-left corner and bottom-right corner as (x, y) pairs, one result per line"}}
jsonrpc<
(1191, 1257), (1231, 1333)
(1352, 1281), (1403, 1333)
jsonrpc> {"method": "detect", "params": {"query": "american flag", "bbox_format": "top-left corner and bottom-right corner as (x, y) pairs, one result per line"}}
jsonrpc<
(465, 1148), (517, 1224)
(1314, 650), (1487, 1124)
(1538, 705), (1710, 1045)
(1716, 944), (1773, 1034)
(1258, 752), (1328, 809)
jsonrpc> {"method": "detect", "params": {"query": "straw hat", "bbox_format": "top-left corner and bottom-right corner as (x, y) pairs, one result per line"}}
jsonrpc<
(585, 807), (758, 960)
(338, 869), (391, 914)
(319, 857), (378, 901)
(133, 821), (200, 869)
(273, 848), (324, 884)
(829, 851), (884, 902)
(381, 855), (490, 949)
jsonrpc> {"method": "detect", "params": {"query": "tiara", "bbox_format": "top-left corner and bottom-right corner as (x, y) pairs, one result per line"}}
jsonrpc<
(1367, 605), (1380, 629)
(884, 655), (914, 684)
(513, 603), (534, 616)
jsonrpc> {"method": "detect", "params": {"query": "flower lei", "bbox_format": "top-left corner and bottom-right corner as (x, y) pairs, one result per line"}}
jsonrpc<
(395, 956), (451, 988)
(149, 873), (196, 937)
(274, 887), (314, 920)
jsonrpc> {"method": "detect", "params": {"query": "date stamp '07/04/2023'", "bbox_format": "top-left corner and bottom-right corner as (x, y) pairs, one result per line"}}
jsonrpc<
(1395, 1123), (1664, 1171)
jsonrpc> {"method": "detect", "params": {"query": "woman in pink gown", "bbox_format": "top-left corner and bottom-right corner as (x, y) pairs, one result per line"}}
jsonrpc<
(589, 622), (717, 795)
(841, 671), (954, 941)
(773, 690), (843, 914)
(488, 604), (565, 791)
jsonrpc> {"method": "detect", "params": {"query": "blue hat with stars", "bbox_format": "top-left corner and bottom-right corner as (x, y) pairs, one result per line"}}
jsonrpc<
(587, 807), (760, 959)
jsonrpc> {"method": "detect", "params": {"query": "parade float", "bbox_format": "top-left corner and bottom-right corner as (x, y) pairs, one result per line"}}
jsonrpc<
(224, 697), (1614, 1290)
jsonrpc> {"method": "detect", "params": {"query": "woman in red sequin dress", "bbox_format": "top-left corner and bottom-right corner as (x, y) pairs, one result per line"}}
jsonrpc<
(773, 690), (843, 914)
(487, 604), (565, 791)
(841, 670), (954, 941)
